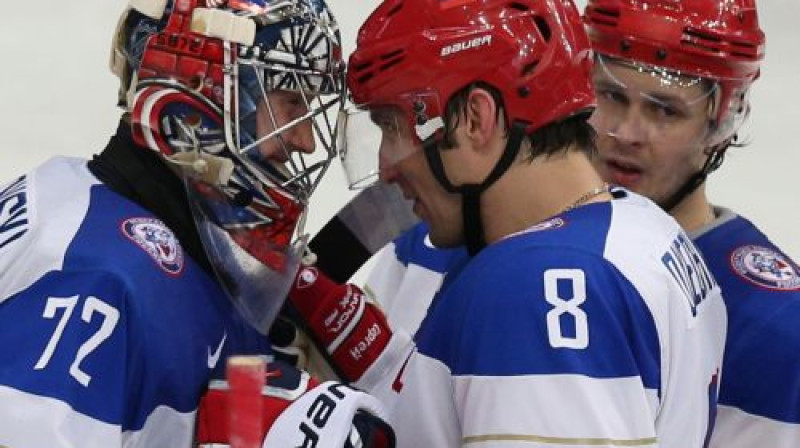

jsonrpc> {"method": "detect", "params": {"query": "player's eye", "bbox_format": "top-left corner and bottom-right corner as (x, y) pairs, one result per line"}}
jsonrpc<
(646, 100), (685, 121)
(599, 88), (629, 106)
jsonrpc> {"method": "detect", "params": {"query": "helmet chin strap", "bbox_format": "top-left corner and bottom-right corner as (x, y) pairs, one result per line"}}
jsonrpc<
(422, 120), (528, 255)
(660, 148), (726, 212)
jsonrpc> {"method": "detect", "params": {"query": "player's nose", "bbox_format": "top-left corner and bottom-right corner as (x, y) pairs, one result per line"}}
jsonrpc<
(289, 119), (316, 154)
(607, 109), (650, 149)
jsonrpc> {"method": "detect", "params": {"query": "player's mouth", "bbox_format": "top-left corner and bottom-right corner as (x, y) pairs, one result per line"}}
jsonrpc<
(604, 158), (643, 187)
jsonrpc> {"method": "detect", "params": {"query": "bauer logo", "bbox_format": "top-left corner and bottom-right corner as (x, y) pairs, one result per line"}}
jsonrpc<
(122, 217), (184, 275)
(731, 245), (800, 291)
(441, 35), (492, 57)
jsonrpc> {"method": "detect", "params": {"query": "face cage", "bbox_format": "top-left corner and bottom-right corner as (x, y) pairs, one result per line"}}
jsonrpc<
(185, 41), (343, 335)
(225, 50), (344, 208)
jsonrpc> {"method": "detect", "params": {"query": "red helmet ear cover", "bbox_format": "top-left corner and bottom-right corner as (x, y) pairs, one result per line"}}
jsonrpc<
(584, 0), (765, 126)
(347, 0), (595, 135)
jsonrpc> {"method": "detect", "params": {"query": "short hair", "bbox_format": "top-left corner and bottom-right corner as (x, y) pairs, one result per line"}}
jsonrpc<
(440, 82), (596, 160)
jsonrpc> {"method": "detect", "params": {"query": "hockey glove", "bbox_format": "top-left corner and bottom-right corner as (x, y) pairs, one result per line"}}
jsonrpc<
(283, 266), (394, 383)
(195, 358), (394, 448)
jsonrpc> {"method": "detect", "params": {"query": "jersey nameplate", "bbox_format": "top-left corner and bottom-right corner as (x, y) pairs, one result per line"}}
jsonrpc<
(0, 176), (28, 250)
(661, 233), (718, 317)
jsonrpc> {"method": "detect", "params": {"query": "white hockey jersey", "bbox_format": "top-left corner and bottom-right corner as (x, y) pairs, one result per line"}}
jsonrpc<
(0, 157), (269, 447)
(360, 189), (727, 447)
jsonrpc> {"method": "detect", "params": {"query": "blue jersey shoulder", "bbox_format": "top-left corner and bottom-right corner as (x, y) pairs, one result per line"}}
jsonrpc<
(417, 207), (659, 389)
(695, 212), (800, 423)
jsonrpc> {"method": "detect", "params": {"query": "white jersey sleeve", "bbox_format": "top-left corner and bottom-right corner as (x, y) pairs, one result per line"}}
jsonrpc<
(364, 221), (468, 336)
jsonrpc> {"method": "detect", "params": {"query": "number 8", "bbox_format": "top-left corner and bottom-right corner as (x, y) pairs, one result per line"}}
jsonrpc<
(544, 269), (588, 349)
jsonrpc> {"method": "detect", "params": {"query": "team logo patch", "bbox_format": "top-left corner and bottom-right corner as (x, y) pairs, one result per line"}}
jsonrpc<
(730, 245), (800, 291)
(296, 266), (318, 289)
(121, 217), (184, 275)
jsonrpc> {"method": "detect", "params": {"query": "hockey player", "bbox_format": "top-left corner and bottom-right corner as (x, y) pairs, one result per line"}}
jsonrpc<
(584, 1), (800, 446)
(0, 0), (393, 446)
(331, 1), (795, 447)
(279, 0), (728, 446)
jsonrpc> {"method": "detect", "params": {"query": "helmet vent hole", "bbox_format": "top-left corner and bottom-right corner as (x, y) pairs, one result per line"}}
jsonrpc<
(357, 73), (375, 84)
(380, 58), (403, 72)
(522, 60), (540, 76)
(386, 2), (403, 17)
(381, 49), (404, 61)
(533, 16), (551, 42)
(730, 39), (760, 59)
(587, 7), (620, 26)
(378, 49), (405, 72)
(508, 2), (530, 12)
(682, 28), (722, 54)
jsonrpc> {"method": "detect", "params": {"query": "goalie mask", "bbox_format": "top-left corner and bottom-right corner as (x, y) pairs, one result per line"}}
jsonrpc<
(111, 0), (346, 333)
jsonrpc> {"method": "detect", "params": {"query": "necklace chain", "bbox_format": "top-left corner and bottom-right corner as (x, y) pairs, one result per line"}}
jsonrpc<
(562, 183), (611, 214)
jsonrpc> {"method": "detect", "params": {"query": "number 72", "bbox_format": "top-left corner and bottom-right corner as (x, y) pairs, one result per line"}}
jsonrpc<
(33, 295), (120, 387)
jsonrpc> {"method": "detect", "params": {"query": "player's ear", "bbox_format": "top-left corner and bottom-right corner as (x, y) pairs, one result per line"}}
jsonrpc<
(463, 88), (499, 148)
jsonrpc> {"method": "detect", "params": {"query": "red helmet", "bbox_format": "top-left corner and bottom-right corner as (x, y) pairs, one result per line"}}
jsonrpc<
(584, 0), (765, 142)
(347, 0), (595, 137)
